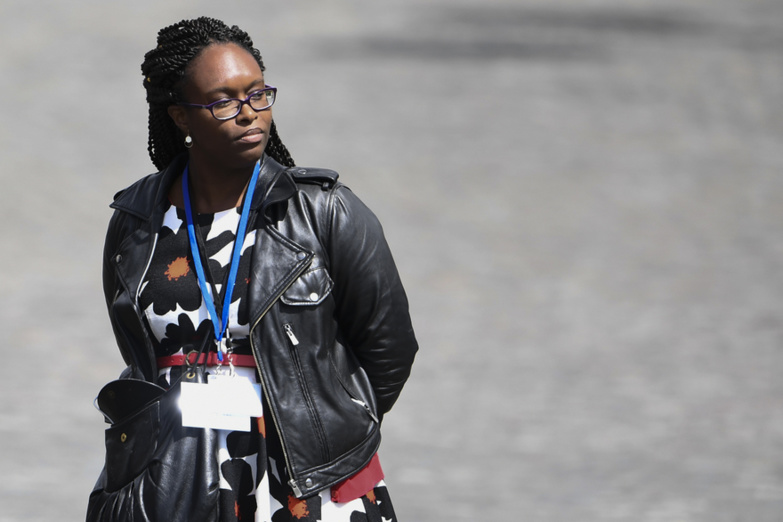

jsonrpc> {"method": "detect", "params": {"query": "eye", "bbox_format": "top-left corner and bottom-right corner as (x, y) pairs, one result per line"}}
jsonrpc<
(212, 99), (234, 110)
(249, 90), (267, 102)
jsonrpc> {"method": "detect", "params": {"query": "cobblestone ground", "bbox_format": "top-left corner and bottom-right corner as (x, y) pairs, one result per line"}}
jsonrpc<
(1, 0), (782, 520)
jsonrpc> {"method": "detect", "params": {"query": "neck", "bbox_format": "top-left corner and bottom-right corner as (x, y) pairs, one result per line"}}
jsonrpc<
(170, 155), (258, 213)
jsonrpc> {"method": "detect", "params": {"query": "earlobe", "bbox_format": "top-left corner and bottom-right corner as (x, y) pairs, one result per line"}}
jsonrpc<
(167, 105), (189, 135)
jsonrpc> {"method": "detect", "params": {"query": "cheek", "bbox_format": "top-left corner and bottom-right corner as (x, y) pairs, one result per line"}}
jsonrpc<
(260, 110), (273, 127)
(190, 116), (222, 140)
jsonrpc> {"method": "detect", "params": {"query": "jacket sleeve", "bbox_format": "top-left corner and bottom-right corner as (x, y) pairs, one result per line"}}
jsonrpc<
(102, 210), (123, 314)
(325, 186), (418, 415)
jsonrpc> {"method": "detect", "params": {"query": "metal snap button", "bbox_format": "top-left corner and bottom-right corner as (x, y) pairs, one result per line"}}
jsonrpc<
(120, 433), (127, 443)
(305, 478), (313, 488)
(309, 293), (319, 302)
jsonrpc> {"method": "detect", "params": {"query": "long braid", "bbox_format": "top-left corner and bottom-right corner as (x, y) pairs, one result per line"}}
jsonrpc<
(141, 17), (295, 170)
(266, 121), (295, 167)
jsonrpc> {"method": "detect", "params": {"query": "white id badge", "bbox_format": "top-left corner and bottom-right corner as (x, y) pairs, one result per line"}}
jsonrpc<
(180, 375), (263, 432)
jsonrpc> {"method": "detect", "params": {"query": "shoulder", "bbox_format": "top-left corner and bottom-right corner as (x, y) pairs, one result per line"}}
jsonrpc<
(110, 154), (185, 220)
(288, 166), (340, 191)
(110, 171), (166, 218)
(285, 166), (373, 220)
(275, 165), (380, 236)
(291, 167), (382, 235)
(282, 165), (350, 214)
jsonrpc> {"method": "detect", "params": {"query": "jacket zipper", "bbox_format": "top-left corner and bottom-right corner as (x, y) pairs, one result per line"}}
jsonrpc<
(129, 230), (159, 377)
(248, 259), (312, 498)
(283, 323), (331, 462)
(329, 356), (380, 424)
(135, 231), (159, 305)
(351, 398), (380, 424)
(283, 323), (299, 345)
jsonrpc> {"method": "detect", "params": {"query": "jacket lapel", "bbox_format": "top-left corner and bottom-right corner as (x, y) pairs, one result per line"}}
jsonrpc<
(110, 153), (308, 348)
(247, 225), (314, 328)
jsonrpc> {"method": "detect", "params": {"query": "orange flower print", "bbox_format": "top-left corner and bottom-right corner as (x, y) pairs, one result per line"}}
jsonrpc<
(165, 257), (190, 281)
(288, 494), (310, 519)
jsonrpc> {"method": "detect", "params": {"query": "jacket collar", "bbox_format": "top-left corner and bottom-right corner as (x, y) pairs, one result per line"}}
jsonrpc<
(110, 153), (295, 221)
(251, 155), (296, 215)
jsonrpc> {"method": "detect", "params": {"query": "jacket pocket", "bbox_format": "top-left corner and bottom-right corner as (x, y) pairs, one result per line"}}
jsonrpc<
(280, 265), (333, 306)
(96, 379), (166, 492)
(89, 380), (221, 522)
(328, 342), (381, 426)
(104, 400), (160, 492)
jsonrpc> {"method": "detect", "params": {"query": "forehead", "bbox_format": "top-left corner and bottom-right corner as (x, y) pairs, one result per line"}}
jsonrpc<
(185, 43), (264, 93)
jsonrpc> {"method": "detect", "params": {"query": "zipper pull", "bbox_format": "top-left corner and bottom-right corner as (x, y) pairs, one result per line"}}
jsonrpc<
(284, 324), (300, 346)
(351, 398), (380, 423)
(288, 478), (304, 498)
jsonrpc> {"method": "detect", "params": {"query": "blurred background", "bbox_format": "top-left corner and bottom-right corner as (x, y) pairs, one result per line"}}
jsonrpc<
(2, 0), (783, 520)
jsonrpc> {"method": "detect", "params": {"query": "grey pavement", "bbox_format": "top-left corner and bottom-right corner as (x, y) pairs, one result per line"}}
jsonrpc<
(2, 0), (783, 520)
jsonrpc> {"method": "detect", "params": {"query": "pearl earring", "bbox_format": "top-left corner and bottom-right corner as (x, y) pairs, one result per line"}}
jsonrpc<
(184, 134), (193, 148)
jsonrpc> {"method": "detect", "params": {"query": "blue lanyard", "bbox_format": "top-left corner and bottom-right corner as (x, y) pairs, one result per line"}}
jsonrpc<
(182, 160), (260, 361)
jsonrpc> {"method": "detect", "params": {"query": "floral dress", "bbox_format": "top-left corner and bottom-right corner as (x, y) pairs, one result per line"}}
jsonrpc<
(137, 202), (397, 522)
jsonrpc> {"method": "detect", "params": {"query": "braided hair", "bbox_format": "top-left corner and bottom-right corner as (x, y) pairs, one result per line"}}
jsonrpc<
(141, 17), (295, 170)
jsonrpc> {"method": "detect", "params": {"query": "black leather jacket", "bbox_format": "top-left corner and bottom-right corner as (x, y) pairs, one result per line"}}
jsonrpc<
(101, 153), (418, 498)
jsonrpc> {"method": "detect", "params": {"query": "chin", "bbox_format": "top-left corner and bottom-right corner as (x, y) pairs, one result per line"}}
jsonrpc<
(233, 143), (266, 165)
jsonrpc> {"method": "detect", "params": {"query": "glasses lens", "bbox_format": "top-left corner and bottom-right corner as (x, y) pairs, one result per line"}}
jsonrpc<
(212, 99), (241, 120)
(249, 89), (275, 111)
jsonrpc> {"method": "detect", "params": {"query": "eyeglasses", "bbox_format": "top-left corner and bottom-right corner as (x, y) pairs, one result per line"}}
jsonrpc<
(178, 85), (277, 121)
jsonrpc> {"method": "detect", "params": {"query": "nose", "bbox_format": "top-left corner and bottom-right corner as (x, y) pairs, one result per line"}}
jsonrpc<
(236, 100), (258, 122)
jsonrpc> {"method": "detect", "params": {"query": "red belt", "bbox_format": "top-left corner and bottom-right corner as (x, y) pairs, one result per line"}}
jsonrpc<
(157, 352), (257, 369)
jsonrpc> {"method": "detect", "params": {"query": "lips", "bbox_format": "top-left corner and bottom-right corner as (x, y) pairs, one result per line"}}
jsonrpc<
(238, 128), (265, 144)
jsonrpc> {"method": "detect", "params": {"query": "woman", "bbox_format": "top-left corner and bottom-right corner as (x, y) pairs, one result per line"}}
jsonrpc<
(88, 17), (417, 522)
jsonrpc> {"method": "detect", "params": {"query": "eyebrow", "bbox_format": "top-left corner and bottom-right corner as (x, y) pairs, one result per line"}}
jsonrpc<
(205, 79), (266, 98)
